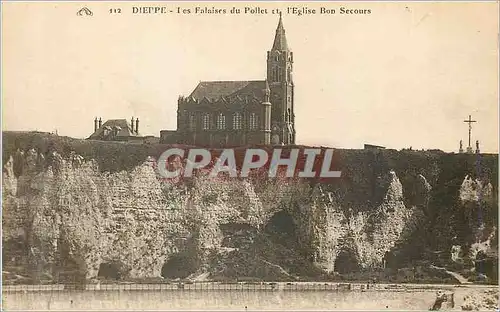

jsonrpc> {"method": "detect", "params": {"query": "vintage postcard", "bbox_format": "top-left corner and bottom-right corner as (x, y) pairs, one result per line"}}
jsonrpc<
(1, 1), (499, 311)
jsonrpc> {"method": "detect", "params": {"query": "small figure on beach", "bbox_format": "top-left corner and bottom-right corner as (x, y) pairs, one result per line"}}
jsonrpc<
(429, 290), (454, 310)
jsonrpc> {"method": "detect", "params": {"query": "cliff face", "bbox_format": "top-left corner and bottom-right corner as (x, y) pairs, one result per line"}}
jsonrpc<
(2, 132), (498, 284)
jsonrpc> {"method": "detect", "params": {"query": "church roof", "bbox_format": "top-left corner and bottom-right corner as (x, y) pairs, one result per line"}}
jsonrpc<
(188, 80), (268, 102)
(272, 13), (289, 51)
(88, 119), (139, 139)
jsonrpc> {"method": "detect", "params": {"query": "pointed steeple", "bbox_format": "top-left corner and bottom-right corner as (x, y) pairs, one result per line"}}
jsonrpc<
(272, 12), (289, 51)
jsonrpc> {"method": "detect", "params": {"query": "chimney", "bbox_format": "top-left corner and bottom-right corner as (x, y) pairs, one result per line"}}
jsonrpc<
(98, 117), (102, 128)
(131, 117), (135, 133)
(94, 117), (98, 132)
(135, 118), (139, 134)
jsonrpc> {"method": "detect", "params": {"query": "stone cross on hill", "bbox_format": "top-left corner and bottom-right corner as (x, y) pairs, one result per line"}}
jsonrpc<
(463, 115), (477, 153)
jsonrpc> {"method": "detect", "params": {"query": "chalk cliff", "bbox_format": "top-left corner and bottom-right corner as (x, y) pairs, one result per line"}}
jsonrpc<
(2, 132), (498, 284)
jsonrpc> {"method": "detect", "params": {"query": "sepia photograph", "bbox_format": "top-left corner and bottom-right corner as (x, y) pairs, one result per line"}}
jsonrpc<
(1, 1), (499, 310)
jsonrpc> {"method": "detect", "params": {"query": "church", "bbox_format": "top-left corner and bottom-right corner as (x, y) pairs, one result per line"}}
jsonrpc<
(160, 14), (296, 147)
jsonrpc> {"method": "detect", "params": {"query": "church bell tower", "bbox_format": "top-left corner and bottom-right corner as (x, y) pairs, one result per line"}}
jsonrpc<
(267, 13), (295, 145)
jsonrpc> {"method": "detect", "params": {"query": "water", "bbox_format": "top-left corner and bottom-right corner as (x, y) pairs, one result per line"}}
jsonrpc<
(4, 286), (494, 310)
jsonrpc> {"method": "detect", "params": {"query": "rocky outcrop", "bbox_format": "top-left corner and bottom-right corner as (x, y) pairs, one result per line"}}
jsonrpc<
(2, 132), (498, 284)
(462, 289), (498, 311)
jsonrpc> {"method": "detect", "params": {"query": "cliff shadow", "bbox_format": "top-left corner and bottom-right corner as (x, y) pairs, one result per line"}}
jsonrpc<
(161, 241), (201, 280)
(263, 210), (298, 249)
(97, 261), (126, 281)
(334, 248), (361, 274)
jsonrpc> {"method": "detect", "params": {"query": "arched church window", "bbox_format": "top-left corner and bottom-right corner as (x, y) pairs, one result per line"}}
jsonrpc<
(287, 109), (291, 123)
(233, 113), (242, 130)
(189, 114), (196, 131)
(249, 113), (258, 130)
(216, 113), (226, 130)
(275, 55), (279, 61)
(202, 114), (210, 130)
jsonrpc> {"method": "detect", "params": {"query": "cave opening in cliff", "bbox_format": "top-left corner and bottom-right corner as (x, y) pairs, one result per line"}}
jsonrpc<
(161, 252), (199, 279)
(98, 262), (122, 280)
(334, 249), (360, 274)
(264, 210), (298, 249)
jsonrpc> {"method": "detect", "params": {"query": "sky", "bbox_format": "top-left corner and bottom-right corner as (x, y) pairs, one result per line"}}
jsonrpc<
(2, 1), (499, 152)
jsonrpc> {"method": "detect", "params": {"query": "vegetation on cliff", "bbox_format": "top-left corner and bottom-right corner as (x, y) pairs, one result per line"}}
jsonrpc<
(2, 131), (498, 285)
